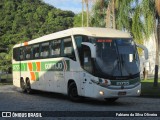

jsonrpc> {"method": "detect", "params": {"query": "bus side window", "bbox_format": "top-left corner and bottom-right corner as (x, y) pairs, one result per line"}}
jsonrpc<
(74, 35), (88, 65)
(20, 48), (25, 61)
(41, 42), (49, 58)
(51, 40), (61, 57)
(63, 37), (76, 60)
(25, 46), (32, 60)
(33, 44), (40, 59)
(13, 48), (19, 61)
(74, 36), (82, 50)
(82, 45), (93, 74)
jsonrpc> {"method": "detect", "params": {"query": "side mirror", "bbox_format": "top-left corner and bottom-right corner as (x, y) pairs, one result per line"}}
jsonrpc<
(81, 42), (96, 58)
(136, 44), (148, 60)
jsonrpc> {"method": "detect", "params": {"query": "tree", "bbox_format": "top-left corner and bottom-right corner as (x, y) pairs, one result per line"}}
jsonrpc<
(0, 0), (75, 72)
(154, 0), (160, 87)
(90, 0), (108, 27)
(117, 0), (159, 86)
(84, 0), (89, 27)
(134, 0), (159, 86)
(74, 12), (87, 27)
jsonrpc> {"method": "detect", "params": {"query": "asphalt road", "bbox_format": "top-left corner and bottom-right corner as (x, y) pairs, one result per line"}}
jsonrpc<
(0, 85), (160, 120)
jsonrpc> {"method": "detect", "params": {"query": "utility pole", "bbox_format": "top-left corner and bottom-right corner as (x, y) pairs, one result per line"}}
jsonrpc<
(112, 0), (115, 29)
(106, 1), (111, 28)
(85, 0), (89, 27)
(82, 0), (84, 27)
(106, 0), (116, 29)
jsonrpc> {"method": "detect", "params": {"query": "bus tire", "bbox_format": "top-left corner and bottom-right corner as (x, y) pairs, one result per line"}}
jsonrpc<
(68, 82), (80, 102)
(105, 98), (118, 103)
(20, 78), (26, 93)
(26, 78), (32, 94)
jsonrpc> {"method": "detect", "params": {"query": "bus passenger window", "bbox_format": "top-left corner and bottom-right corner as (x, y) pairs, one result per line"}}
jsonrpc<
(20, 48), (25, 60)
(51, 40), (61, 56)
(63, 37), (75, 60)
(25, 46), (32, 60)
(41, 42), (49, 58)
(33, 44), (39, 59)
(13, 48), (19, 61)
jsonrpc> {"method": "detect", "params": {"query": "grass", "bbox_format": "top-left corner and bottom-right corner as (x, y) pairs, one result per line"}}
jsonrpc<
(1, 74), (12, 81)
(0, 74), (12, 85)
(0, 82), (12, 86)
(141, 79), (160, 97)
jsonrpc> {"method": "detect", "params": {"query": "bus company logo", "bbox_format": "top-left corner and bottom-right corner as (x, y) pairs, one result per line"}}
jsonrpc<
(2, 112), (11, 117)
(12, 64), (20, 71)
(42, 60), (70, 71)
(44, 62), (63, 71)
(116, 81), (129, 86)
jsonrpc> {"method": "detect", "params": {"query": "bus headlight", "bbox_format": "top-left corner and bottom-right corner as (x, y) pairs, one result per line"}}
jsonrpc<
(137, 89), (141, 94)
(99, 91), (104, 95)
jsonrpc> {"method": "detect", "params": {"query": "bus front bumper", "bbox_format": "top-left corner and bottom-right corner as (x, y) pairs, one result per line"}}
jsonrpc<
(93, 83), (141, 99)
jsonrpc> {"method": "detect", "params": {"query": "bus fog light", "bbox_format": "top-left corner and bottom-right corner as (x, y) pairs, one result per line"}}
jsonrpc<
(137, 90), (141, 94)
(99, 91), (104, 95)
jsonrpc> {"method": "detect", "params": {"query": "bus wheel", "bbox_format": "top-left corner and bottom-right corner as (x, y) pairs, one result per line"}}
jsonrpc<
(105, 98), (118, 103)
(20, 78), (26, 92)
(68, 82), (80, 102)
(26, 79), (32, 94)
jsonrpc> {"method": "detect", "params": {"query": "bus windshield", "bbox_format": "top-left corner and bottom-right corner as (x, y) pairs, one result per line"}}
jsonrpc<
(91, 38), (140, 78)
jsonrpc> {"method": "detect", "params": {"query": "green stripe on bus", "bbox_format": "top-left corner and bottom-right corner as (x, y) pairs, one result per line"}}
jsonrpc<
(32, 62), (37, 71)
(22, 63), (27, 71)
(35, 72), (39, 81)
(13, 60), (70, 72)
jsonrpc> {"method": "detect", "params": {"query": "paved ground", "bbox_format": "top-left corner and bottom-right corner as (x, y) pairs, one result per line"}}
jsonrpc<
(0, 85), (160, 120)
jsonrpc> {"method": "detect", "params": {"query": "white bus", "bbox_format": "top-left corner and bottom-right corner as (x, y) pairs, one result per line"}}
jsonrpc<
(12, 27), (148, 102)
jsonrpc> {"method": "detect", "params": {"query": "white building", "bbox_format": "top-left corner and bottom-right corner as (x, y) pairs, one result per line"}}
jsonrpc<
(141, 33), (160, 75)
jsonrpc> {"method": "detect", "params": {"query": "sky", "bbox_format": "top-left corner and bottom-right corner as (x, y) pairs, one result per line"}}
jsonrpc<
(43, 0), (83, 13)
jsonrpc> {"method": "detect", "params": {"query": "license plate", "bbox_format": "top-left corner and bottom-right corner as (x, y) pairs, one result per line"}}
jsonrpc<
(118, 91), (126, 96)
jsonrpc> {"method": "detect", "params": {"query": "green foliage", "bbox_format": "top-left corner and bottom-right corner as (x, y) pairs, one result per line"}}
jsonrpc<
(141, 79), (160, 97)
(0, 51), (11, 73)
(90, 0), (108, 27)
(131, 5), (144, 42)
(140, 0), (155, 39)
(116, 0), (134, 31)
(0, 0), (75, 72)
(74, 12), (87, 27)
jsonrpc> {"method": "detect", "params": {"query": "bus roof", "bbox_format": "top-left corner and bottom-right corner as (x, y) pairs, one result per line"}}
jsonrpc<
(13, 27), (132, 48)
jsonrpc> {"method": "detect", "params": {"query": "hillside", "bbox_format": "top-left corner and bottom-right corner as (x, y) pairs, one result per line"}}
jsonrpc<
(0, 0), (75, 47)
(0, 0), (74, 72)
